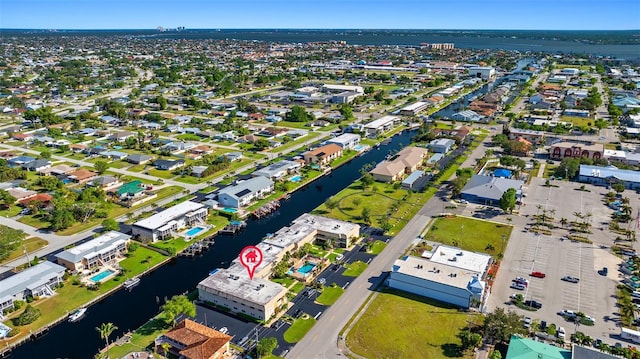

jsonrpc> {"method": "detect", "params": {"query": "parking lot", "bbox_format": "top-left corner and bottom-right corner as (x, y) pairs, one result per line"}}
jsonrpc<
(487, 177), (633, 345)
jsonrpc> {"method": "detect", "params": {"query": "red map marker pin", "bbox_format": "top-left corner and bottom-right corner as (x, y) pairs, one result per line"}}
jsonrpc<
(239, 245), (263, 280)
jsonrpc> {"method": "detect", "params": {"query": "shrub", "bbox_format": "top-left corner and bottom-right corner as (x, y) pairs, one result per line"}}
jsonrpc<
(13, 300), (25, 310)
(13, 305), (41, 326)
(8, 328), (20, 337)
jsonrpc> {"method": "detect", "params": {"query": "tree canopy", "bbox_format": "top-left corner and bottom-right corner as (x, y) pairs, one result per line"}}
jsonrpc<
(161, 295), (196, 326)
(499, 188), (517, 214)
(285, 105), (314, 122)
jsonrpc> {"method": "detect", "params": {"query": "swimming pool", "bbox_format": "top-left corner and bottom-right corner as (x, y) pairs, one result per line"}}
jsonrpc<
(353, 144), (365, 151)
(221, 207), (238, 213)
(186, 226), (206, 237)
(298, 263), (316, 275)
(289, 175), (302, 182)
(62, 178), (72, 184)
(89, 269), (114, 283)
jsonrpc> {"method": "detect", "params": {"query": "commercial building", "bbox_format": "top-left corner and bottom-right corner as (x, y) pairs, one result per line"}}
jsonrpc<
(468, 66), (496, 80)
(505, 335), (571, 359)
(154, 319), (231, 359)
(551, 142), (604, 160)
(388, 245), (492, 309)
(399, 102), (429, 116)
(508, 128), (545, 145)
(0, 261), (66, 311)
(302, 143), (343, 166)
(217, 176), (274, 208)
(327, 133), (361, 150)
(369, 146), (428, 183)
(363, 116), (398, 138)
(198, 268), (288, 321)
(253, 160), (301, 180)
(460, 175), (524, 205)
(578, 164), (640, 190)
(132, 201), (208, 241)
(321, 84), (364, 93)
(55, 231), (131, 272)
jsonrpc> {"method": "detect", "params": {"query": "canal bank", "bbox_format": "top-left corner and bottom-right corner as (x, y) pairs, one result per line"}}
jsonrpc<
(7, 130), (417, 359)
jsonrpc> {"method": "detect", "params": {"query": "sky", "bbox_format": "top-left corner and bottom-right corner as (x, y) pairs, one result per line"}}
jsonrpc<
(1, 0), (639, 30)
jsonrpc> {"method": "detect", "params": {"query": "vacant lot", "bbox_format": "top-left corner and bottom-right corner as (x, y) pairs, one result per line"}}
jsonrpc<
(347, 290), (481, 359)
(426, 216), (512, 256)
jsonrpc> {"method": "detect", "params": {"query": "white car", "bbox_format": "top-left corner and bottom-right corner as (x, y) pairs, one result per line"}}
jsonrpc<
(510, 283), (526, 290)
(557, 326), (566, 339)
(559, 309), (576, 318)
(524, 317), (532, 329)
(513, 277), (529, 286)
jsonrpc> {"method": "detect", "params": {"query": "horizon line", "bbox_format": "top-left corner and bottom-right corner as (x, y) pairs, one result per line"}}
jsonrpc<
(2, 27), (639, 32)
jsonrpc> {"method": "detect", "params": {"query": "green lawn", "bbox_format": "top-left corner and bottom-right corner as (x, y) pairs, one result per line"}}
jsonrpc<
(103, 317), (170, 359)
(369, 240), (387, 255)
(316, 284), (344, 305)
(0, 205), (23, 218)
(127, 164), (147, 172)
(290, 281), (306, 294)
(272, 277), (296, 287)
(146, 168), (177, 179)
(343, 260), (367, 277)
(0, 237), (48, 265)
(283, 316), (317, 343)
(426, 216), (512, 255)
(562, 116), (593, 127)
(346, 289), (481, 359)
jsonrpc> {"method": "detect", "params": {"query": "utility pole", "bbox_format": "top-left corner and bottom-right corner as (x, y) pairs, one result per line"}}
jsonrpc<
(24, 245), (30, 267)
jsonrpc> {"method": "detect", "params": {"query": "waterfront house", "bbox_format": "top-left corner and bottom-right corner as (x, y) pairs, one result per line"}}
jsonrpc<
(154, 319), (232, 359)
(55, 231), (131, 272)
(327, 133), (361, 150)
(369, 146), (428, 183)
(132, 201), (208, 242)
(252, 160), (301, 180)
(217, 176), (274, 208)
(302, 143), (343, 166)
(0, 261), (66, 311)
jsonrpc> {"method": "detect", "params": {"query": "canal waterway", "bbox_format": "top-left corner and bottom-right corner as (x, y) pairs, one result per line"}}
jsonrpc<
(9, 130), (416, 359)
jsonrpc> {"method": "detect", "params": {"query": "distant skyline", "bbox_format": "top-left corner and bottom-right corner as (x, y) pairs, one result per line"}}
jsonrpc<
(1, 0), (639, 30)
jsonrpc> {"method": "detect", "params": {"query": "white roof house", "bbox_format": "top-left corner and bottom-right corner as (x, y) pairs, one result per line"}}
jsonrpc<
(55, 231), (130, 271)
(0, 261), (66, 310)
(217, 176), (274, 208)
(253, 160), (301, 180)
(134, 201), (205, 231)
(326, 133), (361, 150)
(322, 84), (364, 93)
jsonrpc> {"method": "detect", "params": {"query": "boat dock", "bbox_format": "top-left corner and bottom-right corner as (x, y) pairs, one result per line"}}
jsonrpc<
(179, 237), (215, 257)
(218, 220), (247, 235)
(252, 200), (281, 219)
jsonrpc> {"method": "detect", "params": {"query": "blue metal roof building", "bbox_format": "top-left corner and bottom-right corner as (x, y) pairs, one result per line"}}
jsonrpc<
(578, 165), (640, 190)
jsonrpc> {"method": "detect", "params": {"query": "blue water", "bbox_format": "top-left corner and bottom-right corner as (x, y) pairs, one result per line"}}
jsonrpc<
(290, 175), (302, 182)
(186, 227), (205, 236)
(298, 263), (316, 274)
(222, 207), (238, 213)
(89, 270), (114, 283)
(61, 179), (71, 184)
(353, 145), (365, 151)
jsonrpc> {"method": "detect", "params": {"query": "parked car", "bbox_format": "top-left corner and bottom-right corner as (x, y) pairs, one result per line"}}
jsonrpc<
(599, 267), (608, 276)
(594, 338), (602, 348)
(524, 317), (532, 329)
(524, 300), (542, 309)
(557, 327), (566, 339)
(561, 275), (580, 283)
(19, 208), (31, 215)
(513, 277), (530, 286)
(558, 309), (576, 319)
(510, 283), (526, 290)
(530, 271), (546, 278)
(540, 320), (547, 331)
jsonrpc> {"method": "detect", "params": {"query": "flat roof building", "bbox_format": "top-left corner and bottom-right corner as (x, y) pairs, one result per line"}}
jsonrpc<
(388, 245), (492, 309)
(399, 102), (429, 116)
(132, 201), (208, 242)
(363, 116), (398, 138)
(55, 231), (131, 272)
(217, 176), (274, 208)
(326, 133), (361, 150)
(578, 164), (640, 190)
(253, 160), (301, 180)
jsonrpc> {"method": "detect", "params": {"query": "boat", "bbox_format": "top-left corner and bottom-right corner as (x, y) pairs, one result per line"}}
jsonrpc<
(68, 308), (87, 322)
(123, 277), (141, 290)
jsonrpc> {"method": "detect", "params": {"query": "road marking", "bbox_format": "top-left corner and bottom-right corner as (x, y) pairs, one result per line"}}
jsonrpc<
(330, 315), (335, 321)
(312, 335), (318, 342)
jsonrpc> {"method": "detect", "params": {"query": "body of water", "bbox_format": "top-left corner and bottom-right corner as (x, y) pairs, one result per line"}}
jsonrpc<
(9, 130), (416, 359)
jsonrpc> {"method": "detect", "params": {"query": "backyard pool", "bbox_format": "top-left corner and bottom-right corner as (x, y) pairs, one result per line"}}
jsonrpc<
(289, 175), (303, 182)
(62, 178), (72, 184)
(354, 144), (365, 151)
(298, 263), (316, 274)
(221, 207), (238, 213)
(185, 226), (206, 237)
(89, 269), (114, 283)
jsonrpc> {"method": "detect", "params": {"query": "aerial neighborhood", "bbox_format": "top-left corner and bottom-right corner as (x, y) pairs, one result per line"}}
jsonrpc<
(1, 30), (640, 359)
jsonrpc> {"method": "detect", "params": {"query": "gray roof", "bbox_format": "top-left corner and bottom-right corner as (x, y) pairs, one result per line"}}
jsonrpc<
(198, 266), (287, 306)
(572, 345), (618, 359)
(55, 231), (130, 263)
(579, 164), (640, 184)
(218, 176), (274, 200)
(0, 261), (65, 300)
(134, 201), (205, 230)
(253, 160), (300, 178)
(23, 159), (51, 170)
(461, 175), (523, 201)
(125, 153), (153, 163)
(402, 170), (424, 185)
(91, 175), (118, 186)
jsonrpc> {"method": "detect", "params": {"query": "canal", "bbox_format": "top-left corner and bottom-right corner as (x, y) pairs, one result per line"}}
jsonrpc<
(10, 130), (416, 359)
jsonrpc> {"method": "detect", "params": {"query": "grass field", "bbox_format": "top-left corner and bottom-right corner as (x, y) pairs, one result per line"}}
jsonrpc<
(316, 284), (344, 305)
(283, 316), (317, 343)
(369, 240), (387, 255)
(561, 116), (593, 127)
(103, 317), (169, 358)
(0, 237), (48, 265)
(343, 260), (367, 277)
(346, 290), (481, 359)
(146, 168), (177, 179)
(426, 216), (512, 255)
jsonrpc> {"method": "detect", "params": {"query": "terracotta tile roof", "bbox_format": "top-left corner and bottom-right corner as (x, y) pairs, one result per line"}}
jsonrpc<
(306, 143), (342, 158)
(19, 193), (52, 206)
(163, 319), (231, 359)
(68, 168), (97, 181)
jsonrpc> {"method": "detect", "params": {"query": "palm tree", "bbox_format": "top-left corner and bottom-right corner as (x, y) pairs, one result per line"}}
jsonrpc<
(573, 211), (583, 225)
(560, 218), (568, 228)
(96, 322), (118, 358)
(161, 342), (171, 358)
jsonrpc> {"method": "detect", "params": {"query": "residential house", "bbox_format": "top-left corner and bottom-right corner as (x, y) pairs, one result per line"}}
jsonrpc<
(55, 231), (131, 272)
(39, 164), (75, 176)
(19, 193), (52, 209)
(429, 138), (455, 154)
(67, 168), (98, 183)
(11, 133), (33, 142)
(154, 319), (231, 359)
(327, 133), (361, 150)
(100, 150), (128, 161)
(7, 156), (35, 167)
(187, 145), (214, 160)
(113, 180), (146, 200)
(108, 131), (135, 142)
(452, 110), (484, 123)
(69, 143), (88, 153)
(153, 159), (186, 171)
(89, 175), (121, 189)
(191, 166), (209, 178)
(432, 125), (471, 142)
(161, 141), (195, 154)
(125, 153), (154, 165)
(132, 201), (208, 241)
(253, 160), (301, 180)
(7, 187), (38, 203)
(217, 176), (274, 208)
(508, 128), (545, 145)
(0, 261), (66, 311)
(22, 159), (52, 172)
(302, 144), (343, 166)
(369, 146), (429, 183)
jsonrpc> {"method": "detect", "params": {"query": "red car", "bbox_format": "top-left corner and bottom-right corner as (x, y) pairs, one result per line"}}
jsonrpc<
(530, 271), (546, 278)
